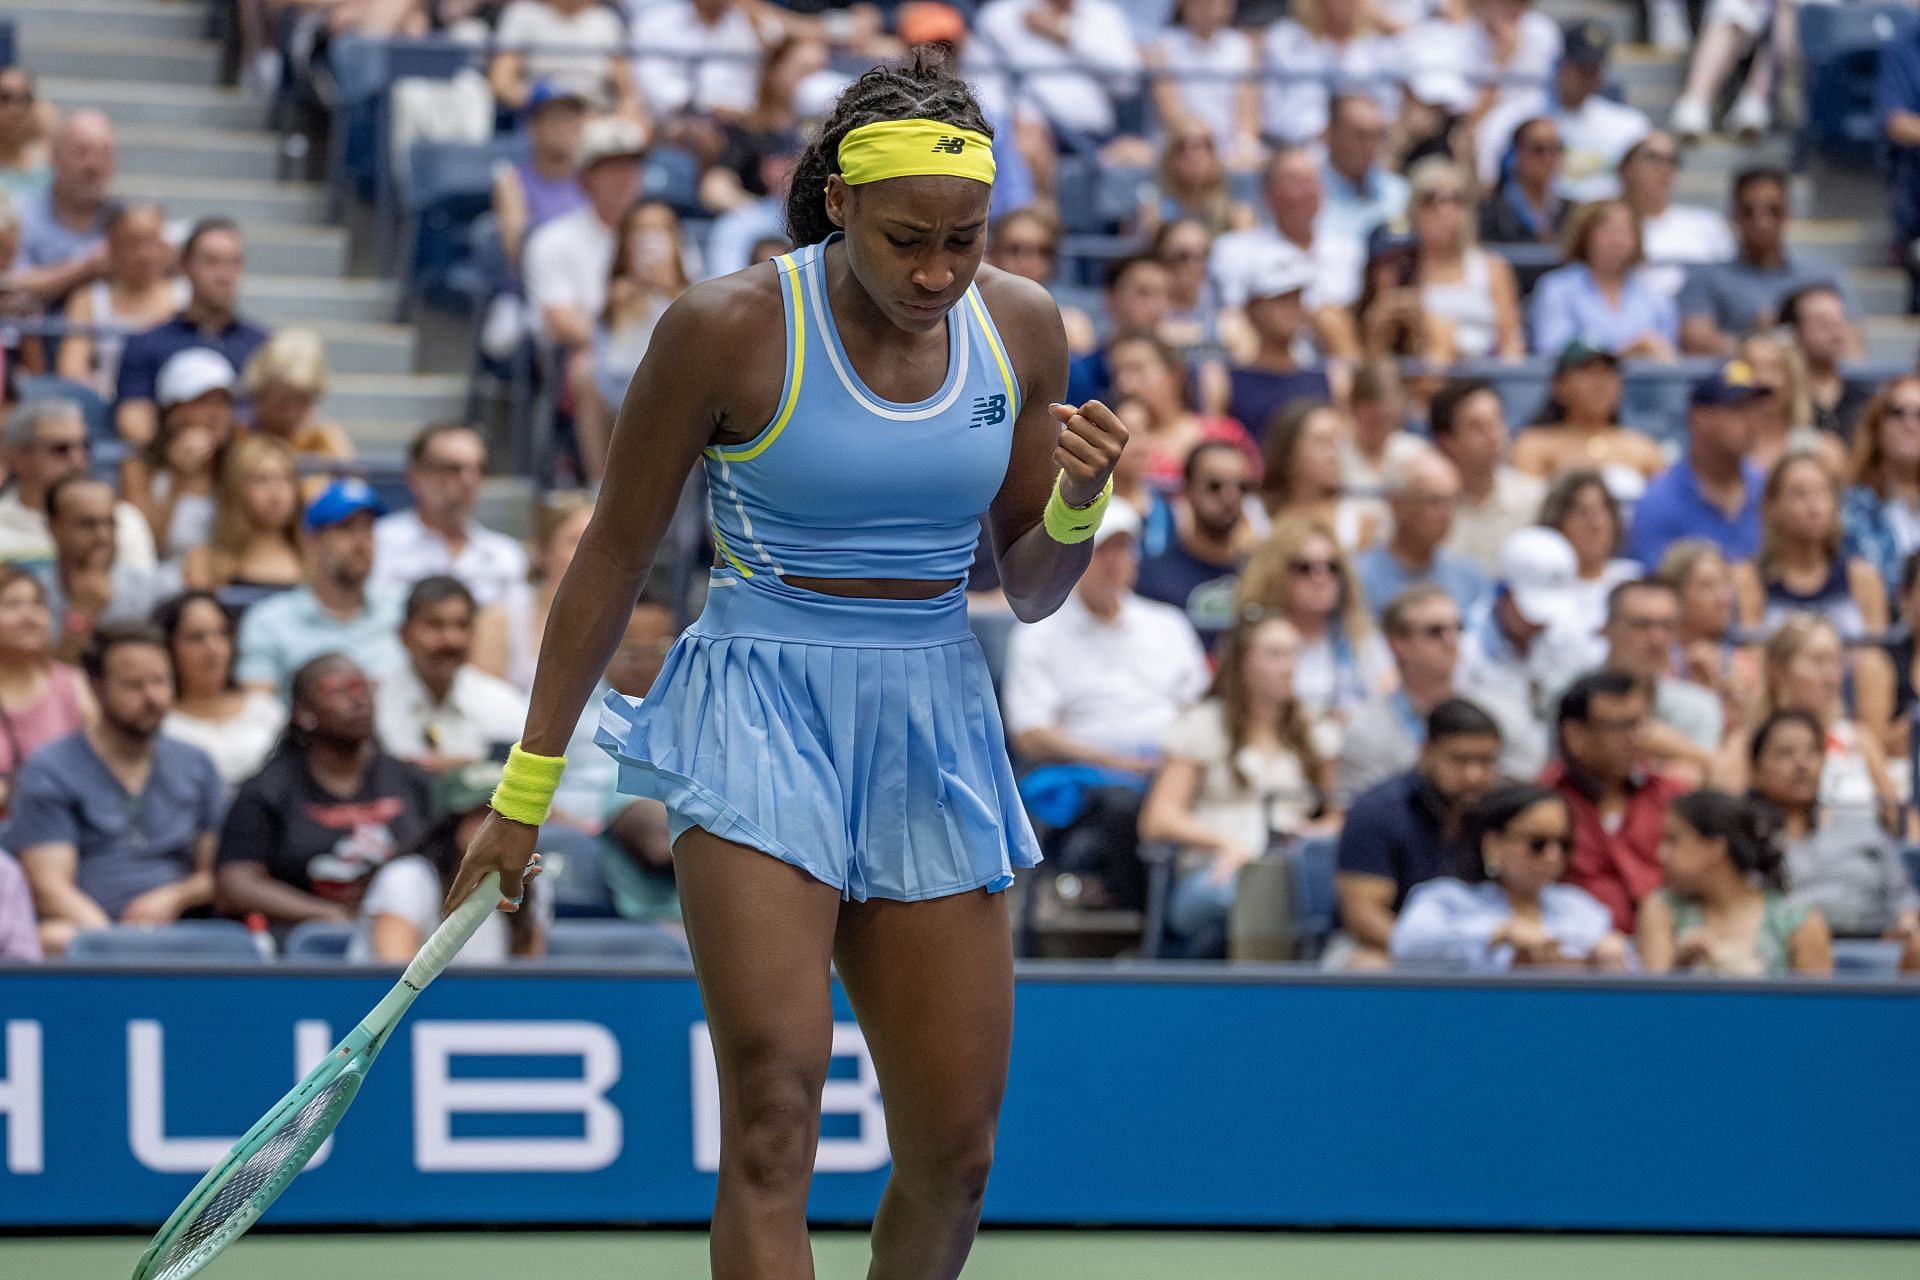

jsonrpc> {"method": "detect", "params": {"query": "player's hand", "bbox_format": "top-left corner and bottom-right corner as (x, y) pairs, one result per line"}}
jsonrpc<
(1049, 400), (1128, 507)
(443, 810), (542, 917)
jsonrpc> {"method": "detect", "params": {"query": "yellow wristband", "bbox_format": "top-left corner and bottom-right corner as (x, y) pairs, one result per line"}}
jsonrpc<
(1043, 473), (1113, 544)
(489, 742), (567, 827)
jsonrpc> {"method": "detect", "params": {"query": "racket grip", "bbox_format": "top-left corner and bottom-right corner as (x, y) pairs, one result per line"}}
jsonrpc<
(402, 872), (502, 990)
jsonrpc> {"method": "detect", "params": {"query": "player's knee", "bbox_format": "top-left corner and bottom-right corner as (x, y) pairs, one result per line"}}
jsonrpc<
(726, 1070), (821, 1198)
(896, 1121), (997, 1208)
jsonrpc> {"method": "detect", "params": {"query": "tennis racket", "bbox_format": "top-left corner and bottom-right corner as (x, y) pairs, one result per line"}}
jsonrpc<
(129, 872), (505, 1280)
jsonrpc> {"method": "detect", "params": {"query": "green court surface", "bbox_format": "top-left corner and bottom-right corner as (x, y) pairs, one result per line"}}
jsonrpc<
(8, 1231), (1918, 1280)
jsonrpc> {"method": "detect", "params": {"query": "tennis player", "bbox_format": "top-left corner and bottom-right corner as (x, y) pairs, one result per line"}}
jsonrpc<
(448, 46), (1126, 1278)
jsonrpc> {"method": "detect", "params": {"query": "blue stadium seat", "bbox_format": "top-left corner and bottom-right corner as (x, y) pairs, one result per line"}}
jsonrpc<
(0, 18), (14, 68)
(1831, 938), (1904, 977)
(1904, 844), (1920, 893)
(544, 920), (693, 965)
(1486, 242), (1561, 302)
(1453, 358), (1553, 431)
(399, 136), (527, 316)
(284, 920), (355, 959)
(1800, 2), (1920, 164)
(534, 825), (618, 919)
(640, 145), (704, 218)
(1056, 154), (1106, 235)
(64, 921), (266, 964)
(1287, 835), (1339, 957)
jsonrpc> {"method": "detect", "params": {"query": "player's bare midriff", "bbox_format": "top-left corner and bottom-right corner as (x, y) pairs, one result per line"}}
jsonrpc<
(780, 574), (962, 600)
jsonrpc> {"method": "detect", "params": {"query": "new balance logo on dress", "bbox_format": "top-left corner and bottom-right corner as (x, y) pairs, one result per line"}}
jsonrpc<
(969, 393), (1007, 427)
(932, 136), (967, 155)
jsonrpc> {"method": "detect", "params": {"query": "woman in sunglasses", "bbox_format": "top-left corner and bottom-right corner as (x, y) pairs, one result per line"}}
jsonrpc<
(1391, 781), (1629, 971)
(1839, 375), (1920, 591)
(1401, 156), (1524, 363)
(1232, 513), (1393, 724)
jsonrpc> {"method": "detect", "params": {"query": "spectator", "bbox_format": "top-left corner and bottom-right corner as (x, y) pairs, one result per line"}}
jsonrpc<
(371, 424), (528, 607)
(182, 435), (304, 605)
(113, 219), (268, 450)
(702, 133), (799, 280)
(1353, 448), (1490, 616)
(473, 491), (591, 694)
(1733, 331), (1842, 477)
(125, 348), (237, 562)
(1353, 237), (1439, 363)
(987, 208), (1096, 354)
(1545, 668), (1687, 934)
(1404, 157), (1524, 361)
(1746, 615), (1896, 824)
(1639, 790), (1832, 976)
(54, 202), (181, 399)
(631, 0), (763, 123)
(1147, 0), (1261, 168)
(1679, 168), (1852, 358)
(0, 397), (156, 570)
(1458, 525), (1594, 721)
(1210, 148), (1365, 359)
(215, 653), (435, 928)
(1262, 0), (1395, 147)
(40, 474), (172, 663)
(12, 622), (223, 956)
(1223, 246), (1331, 438)
(1528, 199), (1677, 359)
(1339, 584), (1541, 803)
(1004, 502), (1210, 908)
(1512, 343), (1665, 486)
(1735, 453), (1887, 643)
(1477, 20), (1648, 203)
(524, 117), (645, 351)
(11, 110), (114, 307)
(1234, 514), (1394, 722)
(1108, 332), (1256, 495)
(1431, 377), (1546, 574)
(0, 849), (41, 961)
(1538, 467), (1640, 648)
(492, 83), (589, 279)
(1320, 94), (1409, 244)
(0, 565), (90, 815)
(0, 66), (48, 199)
(1478, 116), (1567, 245)
(1842, 376), (1920, 590)
(1656, 538), (1762, 733)
(1748, 708), (1919, 970)
(1627, 359), (1770, 567)
(155, 590), (285, 788)
(1341, 359), (1424, 495)
(1065, 253), (1174, 406)
(489, 0), (641, 121)
(1140, 122), (1255, 241)
(1454, 0), (1564, 120)
(1391, 781), (1630, 970)
(1140, 614), (1335, 956)
(235, 479), (403, 694)
(971, 0), (1144, 150)
(1254, 401), (1381, 550)
(1619, 130), (1736, 302)
(575, 201), (693, 480)
(356, 759), (549, 963)
(375, 576), (527, 769)
(0, 190), (19, 315)
(242, 329), (353, 468)
(702, 36), (827, 216)
(1668, 0), (1791, 142)
(1136, 440), (1251, 647)
(1333, 697), (1503, 968)
(1596, 578), (1725, 779)
(1153, 218), (1226, 354)
(1784, 285), (1871, 442)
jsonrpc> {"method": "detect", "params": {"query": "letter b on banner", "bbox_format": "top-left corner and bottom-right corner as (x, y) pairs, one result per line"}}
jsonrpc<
(690, 1022), (889, 1174)
(413, 1022), (622, 1172)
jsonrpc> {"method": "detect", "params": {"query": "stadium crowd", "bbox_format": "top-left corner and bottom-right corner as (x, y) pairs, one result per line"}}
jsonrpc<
(1, 0), (1919, 977)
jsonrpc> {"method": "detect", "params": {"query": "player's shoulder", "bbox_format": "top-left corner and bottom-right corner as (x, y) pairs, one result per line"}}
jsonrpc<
(652, 259), (789, 353)
(972, 264), (1065, 348)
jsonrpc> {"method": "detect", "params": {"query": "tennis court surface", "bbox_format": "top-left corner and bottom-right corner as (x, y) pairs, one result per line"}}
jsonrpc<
(11, 1231), (1918, 1279)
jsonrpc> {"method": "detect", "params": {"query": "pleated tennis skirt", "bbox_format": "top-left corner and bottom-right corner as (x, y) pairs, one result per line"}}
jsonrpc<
(595, 571), (1043, 902)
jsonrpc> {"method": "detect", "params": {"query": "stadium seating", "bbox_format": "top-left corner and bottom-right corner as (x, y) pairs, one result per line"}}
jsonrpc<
(533, 825), (619, 919)
(1286, 836), (1340, 960)
(283, 920), (355, 959)
(1799, 2), (1920, 165)
(63, 921), (266, 964)
(1830, 938), (1906, 977)
(398, 136), (528, 319)
(544, 920), (693, 965)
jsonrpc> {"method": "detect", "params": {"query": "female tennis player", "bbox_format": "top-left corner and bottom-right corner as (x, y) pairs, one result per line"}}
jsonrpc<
(447, 46), (1127, 1278)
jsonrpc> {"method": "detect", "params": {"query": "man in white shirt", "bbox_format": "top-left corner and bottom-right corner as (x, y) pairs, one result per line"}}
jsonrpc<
(1210, 146), (1366, 357)
(523, 116), (645, 350)
(1429, 377), (1546, 575)
(375, 576), (528, 769)
(1003, 500), (1208, 908)
(1458, 525), (1599, 723)
(489, 0), (640, 118)
(1618, 129), (1736, 301)
(970, 0), (1144, 144)
(371, 423), (529, 608)
(631, 0), (763, 119)
(0, 398), (156, 571)
(1477, 20), (1649, 201)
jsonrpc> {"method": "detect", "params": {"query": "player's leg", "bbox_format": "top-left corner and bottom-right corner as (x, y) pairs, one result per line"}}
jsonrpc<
(675, 828), (844, 1280)
(833, 887), (1014, 1280)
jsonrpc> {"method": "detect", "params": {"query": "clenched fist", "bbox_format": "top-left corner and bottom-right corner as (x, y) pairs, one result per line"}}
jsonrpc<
(1049, 400), (1129, 507)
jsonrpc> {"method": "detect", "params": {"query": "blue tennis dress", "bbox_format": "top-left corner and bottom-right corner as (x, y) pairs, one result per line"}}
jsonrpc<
(596, 236), (1044, 901)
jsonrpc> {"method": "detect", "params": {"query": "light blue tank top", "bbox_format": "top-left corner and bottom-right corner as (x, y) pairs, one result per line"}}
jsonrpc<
(704, 235), (1022, 583)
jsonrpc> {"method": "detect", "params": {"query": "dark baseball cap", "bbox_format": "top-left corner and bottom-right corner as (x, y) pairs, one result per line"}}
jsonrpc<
(1691, 357), (1775, 407)
(1562, 19), (1613, 67)
(1554, 340), (1619, 373)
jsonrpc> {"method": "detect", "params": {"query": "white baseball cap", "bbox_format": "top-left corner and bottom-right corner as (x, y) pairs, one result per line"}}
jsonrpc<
(575, 116), (647, 171)
(1091, 492), (1142, 550)
(1243, 244), (1315, 303)
(1497, 526), (1580, 626)
(156, 347), (238, 409)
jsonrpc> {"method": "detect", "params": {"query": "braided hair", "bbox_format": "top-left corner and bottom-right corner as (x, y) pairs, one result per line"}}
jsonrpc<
(786, 44), (993, 248)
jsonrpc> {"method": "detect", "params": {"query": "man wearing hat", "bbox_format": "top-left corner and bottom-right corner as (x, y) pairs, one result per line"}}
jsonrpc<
(1624, 358), (1772, 568)
(524, 116), (646, 353)
(234, 478), (405, 695)
(1458, 525), (1599, 721)
(1477, 19), (1651, 202)
(1225, 244), (1330, 437)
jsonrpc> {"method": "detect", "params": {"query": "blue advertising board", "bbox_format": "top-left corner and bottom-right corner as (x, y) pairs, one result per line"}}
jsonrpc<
(1, 966), (1916, 1234)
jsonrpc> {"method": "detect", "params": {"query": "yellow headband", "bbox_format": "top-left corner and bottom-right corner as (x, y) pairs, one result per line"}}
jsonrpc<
(836, 119), (996, 187)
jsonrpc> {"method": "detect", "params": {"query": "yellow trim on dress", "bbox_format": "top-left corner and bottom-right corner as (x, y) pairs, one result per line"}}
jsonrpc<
(710, 526), (755, 578)
(966, 288), (1019, 414)
(708, 253), (806, 463)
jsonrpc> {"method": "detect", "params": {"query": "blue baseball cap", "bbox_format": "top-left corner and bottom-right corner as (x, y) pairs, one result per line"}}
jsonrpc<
(526, 79), (587, 116)
(1691, 357), (1775, 407)
(304, 478), (387, 531)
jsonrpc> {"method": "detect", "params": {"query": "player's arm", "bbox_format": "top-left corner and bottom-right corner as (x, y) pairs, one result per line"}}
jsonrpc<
(979, 270), (1128, 624)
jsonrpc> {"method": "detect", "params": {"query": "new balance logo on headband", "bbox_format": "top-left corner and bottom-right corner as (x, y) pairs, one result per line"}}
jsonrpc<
(932, 136), (968, 155)
(969, 394), (1007, 427)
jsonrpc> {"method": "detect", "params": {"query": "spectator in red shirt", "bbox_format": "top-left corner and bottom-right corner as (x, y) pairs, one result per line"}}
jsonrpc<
(1542, 668), (1688, 932)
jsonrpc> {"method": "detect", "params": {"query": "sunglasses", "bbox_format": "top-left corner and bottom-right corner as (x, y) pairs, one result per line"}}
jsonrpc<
(1289, 558), (1339, 578)
(1737, 202), (1786, 218)
(1174, 135), (1216, 153)
(37, 439), (87, 458)
(1001, 239), (1055, 259)
(0, 91), (32, 106)
(1514, 834), (1571, 856)
(1419, 191), (1467, 207)
(1521, 140), (1565, 156)
(1885, 404), (1920, 422)
(1636, 149), (1679, 167)
(1162, 249), (1208, 265)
